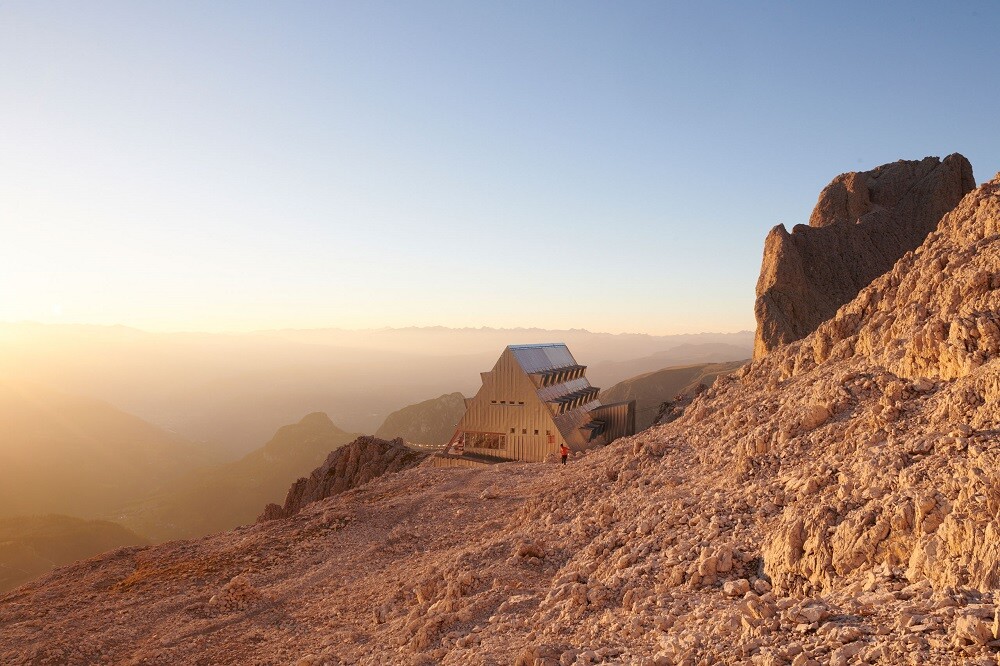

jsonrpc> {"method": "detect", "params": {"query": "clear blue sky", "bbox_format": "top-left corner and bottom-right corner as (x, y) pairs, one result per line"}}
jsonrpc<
(2, 2), (998, 334)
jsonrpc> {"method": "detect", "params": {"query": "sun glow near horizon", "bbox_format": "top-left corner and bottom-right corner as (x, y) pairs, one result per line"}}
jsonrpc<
(2, 3), (998, 340)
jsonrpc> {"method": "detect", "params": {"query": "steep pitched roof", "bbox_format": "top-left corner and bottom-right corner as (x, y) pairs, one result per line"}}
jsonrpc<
(508, 343), (601, 445)
(509, 344), (578, 374)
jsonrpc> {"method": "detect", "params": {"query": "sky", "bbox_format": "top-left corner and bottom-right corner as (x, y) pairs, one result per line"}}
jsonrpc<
(2, 1), (999, 335)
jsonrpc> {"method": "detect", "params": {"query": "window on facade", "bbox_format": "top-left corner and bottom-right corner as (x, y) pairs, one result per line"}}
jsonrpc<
(465, 432), (506, 450)
(522, 428), (527, 434)
(510, 427), (515, 433)
(534, 429), (539, 435)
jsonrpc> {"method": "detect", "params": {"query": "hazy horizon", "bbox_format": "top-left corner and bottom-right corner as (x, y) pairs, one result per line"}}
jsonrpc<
(0, 318), (755, 336)
(0, 322), (754, 450)
(0, 319), (753, 557)
(4, 3), (999, 336)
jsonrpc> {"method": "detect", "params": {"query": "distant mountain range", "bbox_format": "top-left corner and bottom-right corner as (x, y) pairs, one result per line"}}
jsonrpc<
(599, 360), (748, 430)
(117, 413), (360, 541)
(0, 381), (217, 520)
(0, 380), (361, 543)
(0, 401), (362, 591)
(586, 342), (752, 389)
(0, 323), (752, 456)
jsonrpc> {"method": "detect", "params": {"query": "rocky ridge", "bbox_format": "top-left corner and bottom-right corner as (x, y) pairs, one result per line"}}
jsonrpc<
(754, 154), (975, 358)
(2, 171), (1000, 665)
(258, 435), (427, 521)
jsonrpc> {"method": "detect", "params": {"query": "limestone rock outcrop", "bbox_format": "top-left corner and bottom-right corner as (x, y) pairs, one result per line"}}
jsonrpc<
(258, 435), (426, 521)
(754, 154), (974, 358)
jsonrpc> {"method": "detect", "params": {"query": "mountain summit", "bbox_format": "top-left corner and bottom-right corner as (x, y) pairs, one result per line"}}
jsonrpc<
(754, 154), (974, 358)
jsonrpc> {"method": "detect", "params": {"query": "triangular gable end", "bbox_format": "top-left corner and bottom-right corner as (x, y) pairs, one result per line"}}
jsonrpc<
(450, 343), (616, 463)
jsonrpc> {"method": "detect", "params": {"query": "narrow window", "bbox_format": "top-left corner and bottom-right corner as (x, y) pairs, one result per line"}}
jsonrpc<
(522, 428), (527, 434)
(534, 429), (539, 435)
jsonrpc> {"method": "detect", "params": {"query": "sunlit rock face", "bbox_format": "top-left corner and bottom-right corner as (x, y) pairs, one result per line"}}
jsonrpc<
(754, 153), (974, 359)
(257, 435), (426, 521)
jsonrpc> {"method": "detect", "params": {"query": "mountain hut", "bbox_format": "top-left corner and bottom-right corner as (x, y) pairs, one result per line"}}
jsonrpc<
(439, 343), (635, 465)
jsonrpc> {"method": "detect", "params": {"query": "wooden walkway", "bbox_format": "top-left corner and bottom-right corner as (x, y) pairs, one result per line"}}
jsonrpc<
(428, 452), (511, 469)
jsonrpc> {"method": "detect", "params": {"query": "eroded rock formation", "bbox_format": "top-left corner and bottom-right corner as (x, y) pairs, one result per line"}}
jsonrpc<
(258, 435), (426, 521)
(754, 154), (974, 358)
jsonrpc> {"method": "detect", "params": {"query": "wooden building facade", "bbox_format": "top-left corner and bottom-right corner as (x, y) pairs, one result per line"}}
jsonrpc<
(447, 343), (635, 463)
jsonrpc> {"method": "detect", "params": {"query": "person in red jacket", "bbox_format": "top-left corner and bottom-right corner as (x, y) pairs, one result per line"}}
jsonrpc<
(560, 443), (569, 465)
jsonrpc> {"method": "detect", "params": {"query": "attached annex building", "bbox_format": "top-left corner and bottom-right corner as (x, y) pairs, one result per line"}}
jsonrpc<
(443, 343), (635, 464)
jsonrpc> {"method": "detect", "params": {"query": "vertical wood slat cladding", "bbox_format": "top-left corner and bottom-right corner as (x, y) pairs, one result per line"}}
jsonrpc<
(428, 456), (493, 469)
(589, 401), (636, 443)
(459, 347), (560, 462)
(452, 344), (634, 463)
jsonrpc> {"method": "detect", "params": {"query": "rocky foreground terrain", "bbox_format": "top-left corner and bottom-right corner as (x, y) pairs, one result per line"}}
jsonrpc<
(3, 173), (1000, 665)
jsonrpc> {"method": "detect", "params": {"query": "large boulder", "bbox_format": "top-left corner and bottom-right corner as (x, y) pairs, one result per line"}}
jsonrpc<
(754, 154), (974, 358)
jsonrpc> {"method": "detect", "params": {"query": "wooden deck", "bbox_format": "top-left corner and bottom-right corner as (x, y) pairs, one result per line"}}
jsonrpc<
(428, 452), (511, 469)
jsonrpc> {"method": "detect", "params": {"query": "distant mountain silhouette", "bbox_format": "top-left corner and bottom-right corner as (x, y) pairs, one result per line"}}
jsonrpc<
(599, 360), (748, 430)
(374, 392), (466, 446)
(117, 413), (360, 541)
(0, 323), (752, 455)
(0, 381), (215, 520)
(0, 515), (147, 593)
(586, 343), (752, 389)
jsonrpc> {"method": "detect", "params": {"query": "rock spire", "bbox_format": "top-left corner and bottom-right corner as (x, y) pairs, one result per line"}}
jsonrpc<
(754, 154), (974, 358)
